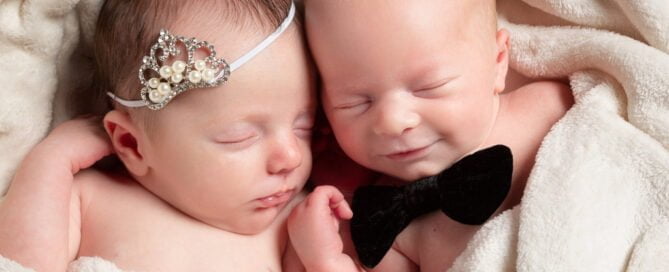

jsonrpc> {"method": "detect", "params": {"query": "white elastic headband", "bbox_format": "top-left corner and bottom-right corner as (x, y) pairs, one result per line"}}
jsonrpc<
(107, 1), (296, 110)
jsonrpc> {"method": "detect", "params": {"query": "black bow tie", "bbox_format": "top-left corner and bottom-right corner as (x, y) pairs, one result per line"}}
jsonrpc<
(350, 145), (513, 268)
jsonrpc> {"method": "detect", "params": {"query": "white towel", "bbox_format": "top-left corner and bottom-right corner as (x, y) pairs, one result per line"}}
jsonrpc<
(451, 0), (669, 271)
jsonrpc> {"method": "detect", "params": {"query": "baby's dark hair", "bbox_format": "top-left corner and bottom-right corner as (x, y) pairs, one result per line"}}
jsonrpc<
(91, 0), (294, 116)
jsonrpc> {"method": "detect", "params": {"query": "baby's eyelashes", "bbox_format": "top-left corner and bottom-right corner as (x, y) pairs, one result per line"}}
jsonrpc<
(412, 87), (445, 98)
(216, 134), (258, 144)
(213, 125), (261, 148)
(332, 99), (372, 114)
(411, 77), (455, 98)
(334, 101), (367, 109)
(293, 127), (313, 139)
(215, 133), (260, 150)
(293, 114), (315, 139)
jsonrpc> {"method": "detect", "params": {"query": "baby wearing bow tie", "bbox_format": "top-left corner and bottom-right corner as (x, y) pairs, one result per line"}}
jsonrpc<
(287, 0), (574, 271)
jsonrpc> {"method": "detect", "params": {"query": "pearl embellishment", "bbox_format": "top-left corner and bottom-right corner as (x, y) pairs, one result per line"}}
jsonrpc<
(172, 61), (186, 73)
(149, 89), (165, 103)
(202, 69), (216, 81)
(159, 65), (173, 79)
(131, 29), (234, 110)
(157, 82), (171, 95)
(188, 70), (202, 83)
(148, 78), (160, 88)
(194, 60), (207, 71)
(171, 73), (183, 83)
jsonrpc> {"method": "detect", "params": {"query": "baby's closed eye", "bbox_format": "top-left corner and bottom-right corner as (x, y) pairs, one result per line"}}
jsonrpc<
(412, 76), (456, 98)
(213, 125), (260, 147)
(332, 97), (372, 115)
(335, 100), (369, 109)
(293, 114), (315, 138)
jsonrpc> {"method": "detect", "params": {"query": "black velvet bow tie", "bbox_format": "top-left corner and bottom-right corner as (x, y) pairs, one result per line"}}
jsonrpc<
(350, 145), (513, 268)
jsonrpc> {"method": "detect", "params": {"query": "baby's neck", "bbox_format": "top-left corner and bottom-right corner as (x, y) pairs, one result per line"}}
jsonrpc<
(480, 92), (540, 211)
(475, 94), (502, 152)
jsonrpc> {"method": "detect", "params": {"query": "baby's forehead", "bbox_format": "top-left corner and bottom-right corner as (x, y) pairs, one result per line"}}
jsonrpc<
(166, 25), (263, 65)
(164, 1), (297, 64)
(307, 0), (495, 33)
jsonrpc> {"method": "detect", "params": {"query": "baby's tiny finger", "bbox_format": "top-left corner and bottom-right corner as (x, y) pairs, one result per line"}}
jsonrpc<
(307, 185), (342, 207)
(333, 200), (353, 220)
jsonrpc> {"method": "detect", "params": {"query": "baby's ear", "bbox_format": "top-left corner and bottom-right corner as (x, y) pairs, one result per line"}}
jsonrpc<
(493, 28), (510, 94)
(103, 110), (149, 176)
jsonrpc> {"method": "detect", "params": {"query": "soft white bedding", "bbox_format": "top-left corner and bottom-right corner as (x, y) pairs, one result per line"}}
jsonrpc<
(1, 255), (125, 272)
(0, 0), (102, 194)
(450, 0), (669, 271)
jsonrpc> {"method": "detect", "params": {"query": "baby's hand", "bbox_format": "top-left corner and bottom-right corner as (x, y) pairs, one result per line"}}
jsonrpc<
(33, 116), (113, 174)
(288, 185), (358, 271)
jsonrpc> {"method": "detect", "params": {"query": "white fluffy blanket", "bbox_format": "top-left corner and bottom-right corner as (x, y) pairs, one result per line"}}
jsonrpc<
(450, 0), (669, 271)
(0, 255), (123, 272)
(0, 0), (102, 194)
(1, 0), (668, 271)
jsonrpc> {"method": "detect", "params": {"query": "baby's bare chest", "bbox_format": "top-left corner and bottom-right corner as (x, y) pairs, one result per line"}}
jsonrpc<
(76, 180), (284, 271)
(394, 212), (482, 272)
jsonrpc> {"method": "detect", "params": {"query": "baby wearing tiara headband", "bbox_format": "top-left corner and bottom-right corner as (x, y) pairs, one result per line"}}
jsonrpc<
(0, 0), (319, 271)
(287, 0), (575, 271)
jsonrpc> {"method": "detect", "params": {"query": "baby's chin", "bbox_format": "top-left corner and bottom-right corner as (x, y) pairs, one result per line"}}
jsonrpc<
(200, 207), (284, 236)
(381, 161), (447, 182)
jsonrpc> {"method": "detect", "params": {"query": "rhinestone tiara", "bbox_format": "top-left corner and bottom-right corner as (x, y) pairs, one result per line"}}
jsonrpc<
(107, 1), (296, 110)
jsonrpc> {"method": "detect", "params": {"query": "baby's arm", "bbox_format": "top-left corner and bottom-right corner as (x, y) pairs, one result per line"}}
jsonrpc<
(287, 185), (418, 272)
(0, 117), (113, 272)
(287, 185), (364, 272)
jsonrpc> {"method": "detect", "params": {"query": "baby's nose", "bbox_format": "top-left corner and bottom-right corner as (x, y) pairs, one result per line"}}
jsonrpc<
(372, 101), (421, 136)
(267, 135), (303, 176)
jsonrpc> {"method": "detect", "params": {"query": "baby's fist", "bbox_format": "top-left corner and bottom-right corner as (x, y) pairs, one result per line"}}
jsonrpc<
(287, 185), (353, 271)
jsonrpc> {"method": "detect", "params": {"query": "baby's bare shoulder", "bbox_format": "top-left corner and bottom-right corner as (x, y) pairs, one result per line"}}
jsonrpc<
(73, 168), (133, 185)
(72, 169), (141, 204)
(72, 168), (125, 189)
(71, 168), (168, 229)
(509, 80), (574, 123)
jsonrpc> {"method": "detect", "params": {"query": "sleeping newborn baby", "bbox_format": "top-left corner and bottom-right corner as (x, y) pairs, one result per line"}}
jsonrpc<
(0, 0), (320, 271)
(287, 0), (575, 271)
